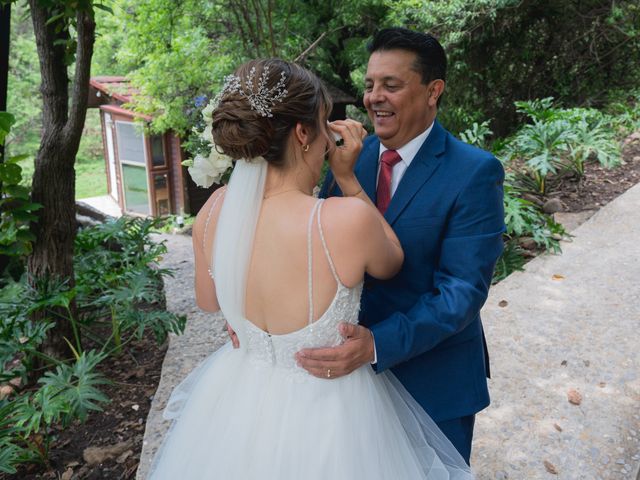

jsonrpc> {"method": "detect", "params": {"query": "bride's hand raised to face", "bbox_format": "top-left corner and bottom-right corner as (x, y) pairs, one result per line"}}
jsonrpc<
(328, 120), (367, 183)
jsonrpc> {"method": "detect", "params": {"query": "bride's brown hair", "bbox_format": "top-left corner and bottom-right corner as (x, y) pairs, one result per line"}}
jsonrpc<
(211, 59), (332, 167)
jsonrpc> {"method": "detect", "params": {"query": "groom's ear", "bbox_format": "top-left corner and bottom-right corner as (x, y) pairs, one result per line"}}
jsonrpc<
(427, 79), (445, 108)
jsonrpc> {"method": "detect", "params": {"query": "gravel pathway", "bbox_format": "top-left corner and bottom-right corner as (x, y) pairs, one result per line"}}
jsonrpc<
(138, 183), (640, 479)
(472, 183), (640, 479)
(137, 233), (229, 480)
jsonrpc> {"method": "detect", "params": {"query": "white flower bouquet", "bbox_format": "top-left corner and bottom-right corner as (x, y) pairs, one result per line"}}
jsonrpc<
(182, 99), (233, 188)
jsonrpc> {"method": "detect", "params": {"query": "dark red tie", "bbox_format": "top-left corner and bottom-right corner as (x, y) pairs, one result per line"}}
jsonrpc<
(376, 150), (402, 214)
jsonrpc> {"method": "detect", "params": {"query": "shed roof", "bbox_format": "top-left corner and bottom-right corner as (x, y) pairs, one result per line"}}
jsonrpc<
(90, 76), (136, 104)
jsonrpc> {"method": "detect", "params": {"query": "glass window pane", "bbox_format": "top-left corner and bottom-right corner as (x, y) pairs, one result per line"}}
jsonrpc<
(151, 135), (165, 167)
(122, 164), (150, 215)
(116, 122), (145, 165)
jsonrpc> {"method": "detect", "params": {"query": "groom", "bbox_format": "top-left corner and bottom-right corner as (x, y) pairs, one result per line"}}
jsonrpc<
(296, 27), (505, 463)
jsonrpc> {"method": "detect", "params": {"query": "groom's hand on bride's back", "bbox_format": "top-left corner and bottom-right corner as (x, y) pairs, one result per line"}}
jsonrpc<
(295, 323), (375, 379)
(226, 322), (240, 349)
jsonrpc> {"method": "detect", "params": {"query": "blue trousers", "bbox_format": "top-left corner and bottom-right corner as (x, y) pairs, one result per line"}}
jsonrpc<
(435, 414), (476, 465)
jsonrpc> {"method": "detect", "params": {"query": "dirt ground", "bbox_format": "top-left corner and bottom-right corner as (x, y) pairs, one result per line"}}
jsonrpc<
(3, 335), (168, 480)
(545, 135), (640, 212)
(4, 133), (640, 480)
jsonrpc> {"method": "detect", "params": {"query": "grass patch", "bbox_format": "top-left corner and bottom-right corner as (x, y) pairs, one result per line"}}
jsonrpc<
(16, 111), (107, 200)
(76, 155), (107, 199)
(18, 154), (107, 200)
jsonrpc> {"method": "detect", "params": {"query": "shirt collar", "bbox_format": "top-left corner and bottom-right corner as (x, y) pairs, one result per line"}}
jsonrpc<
(378, 121), (435, 167)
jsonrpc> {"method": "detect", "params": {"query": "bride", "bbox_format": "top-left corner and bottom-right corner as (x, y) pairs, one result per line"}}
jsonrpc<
(148, 58), (473, 479)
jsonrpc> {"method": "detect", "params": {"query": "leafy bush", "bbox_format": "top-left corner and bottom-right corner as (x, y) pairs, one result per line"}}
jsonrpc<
(460, 109), (569, 282)
(75, 217), (186, 352)
(605, 89), (640, 136)
(0, 279), (59, 385)
(502, 181), (566, 252)
(0, 275), (108, 472)
(459, 120), (493, 150)
(0, 351), (109, 472)
(504, 98), (621, 194)
(0, 217), (186, 473)
(0, 112), (42, 282)
(507, 118), (569, 194)
(475, 95), (628, 280)
(417, 0), (640, 136)
(492, 240), (526, 284)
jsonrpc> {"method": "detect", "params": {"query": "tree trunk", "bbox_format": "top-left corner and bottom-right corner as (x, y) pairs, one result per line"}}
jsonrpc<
(27, 1), (95, 361)
(0, 3), (9, 124)
(0, 4), (11, 276)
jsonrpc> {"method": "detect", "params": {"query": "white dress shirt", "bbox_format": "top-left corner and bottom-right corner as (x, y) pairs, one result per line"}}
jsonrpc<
(370, 122), (434, 365)
(376, 122), (435, 196)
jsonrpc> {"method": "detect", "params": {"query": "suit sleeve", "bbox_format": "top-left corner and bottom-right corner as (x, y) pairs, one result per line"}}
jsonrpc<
(319, 170), (342, 199)
(370, 155), (505, 372)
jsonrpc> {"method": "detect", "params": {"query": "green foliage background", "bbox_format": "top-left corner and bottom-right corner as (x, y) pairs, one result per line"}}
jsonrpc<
(6, 2), (107, 199)
(1, 1), (640, 473)
(82, 0), (640, 138)
(8, 0), (639, 144)
(5, 0), (640, 282)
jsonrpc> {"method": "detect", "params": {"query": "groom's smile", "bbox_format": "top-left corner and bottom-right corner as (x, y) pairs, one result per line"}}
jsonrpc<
(364, 49), (435, 150)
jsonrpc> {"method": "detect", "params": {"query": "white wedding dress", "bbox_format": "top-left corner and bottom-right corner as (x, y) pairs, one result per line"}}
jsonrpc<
(148, 160), (474, 479)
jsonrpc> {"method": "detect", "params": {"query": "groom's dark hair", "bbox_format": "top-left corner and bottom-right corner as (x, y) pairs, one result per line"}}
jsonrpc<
(368, 28), (446, 105)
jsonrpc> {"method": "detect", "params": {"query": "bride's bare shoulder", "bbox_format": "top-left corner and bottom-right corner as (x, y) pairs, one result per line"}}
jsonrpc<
(321, 196), (379, 235)
(193, 187), (227, 241)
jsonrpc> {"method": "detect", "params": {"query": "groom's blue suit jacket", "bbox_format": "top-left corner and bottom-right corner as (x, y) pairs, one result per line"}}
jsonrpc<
(321, 120), (505, 422)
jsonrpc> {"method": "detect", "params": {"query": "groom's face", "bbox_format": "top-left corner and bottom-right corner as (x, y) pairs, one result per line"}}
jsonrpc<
(364, 49), (433, 150)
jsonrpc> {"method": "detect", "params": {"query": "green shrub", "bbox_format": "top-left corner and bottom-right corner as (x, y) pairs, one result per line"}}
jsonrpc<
(0, 112), (42, 282)
(75, 217), (186, 352)
(460, 109), (569, 281)
(0, 351), (109, 472)
(0, 216), (186, 473)
(505, 98), (621, 194)
(492, 240), (526, 284)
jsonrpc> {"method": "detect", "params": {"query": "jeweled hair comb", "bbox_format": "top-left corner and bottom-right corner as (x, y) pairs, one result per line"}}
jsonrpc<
(214, 66), (288, 118)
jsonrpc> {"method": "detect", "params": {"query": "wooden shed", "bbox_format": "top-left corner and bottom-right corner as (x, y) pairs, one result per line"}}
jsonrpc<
(88, 76), (356, 217)
(88, 76), (208, 217)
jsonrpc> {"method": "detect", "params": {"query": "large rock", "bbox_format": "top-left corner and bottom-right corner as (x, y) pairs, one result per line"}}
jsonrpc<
(83, 440), (132, 466)
(543, 198), (564, 214)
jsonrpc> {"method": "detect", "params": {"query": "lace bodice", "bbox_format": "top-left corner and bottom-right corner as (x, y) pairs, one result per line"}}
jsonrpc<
(239, 199), (363, 376)
(244, 282), (362, 374)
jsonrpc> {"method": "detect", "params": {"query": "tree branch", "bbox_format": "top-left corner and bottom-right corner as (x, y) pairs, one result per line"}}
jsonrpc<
(227, 4), (250, 55)
(267, 0), (276, 56)
(28, 0), (69, 130)
(249, 0), (265, 56)
(65, 8), (95, 144)
(293, 31), (329, 63)
(231, 0), (261, 57)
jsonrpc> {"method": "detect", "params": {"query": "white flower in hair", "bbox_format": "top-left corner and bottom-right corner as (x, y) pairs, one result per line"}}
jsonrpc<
(201, 101), (215, 122)
(184, 99), (233, 188)
(187, 148), (233, 188)
(185, 64), (287, 187)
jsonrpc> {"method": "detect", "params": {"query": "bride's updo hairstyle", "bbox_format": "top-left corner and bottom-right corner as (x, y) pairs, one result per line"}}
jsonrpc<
(211, 59), (332, 168)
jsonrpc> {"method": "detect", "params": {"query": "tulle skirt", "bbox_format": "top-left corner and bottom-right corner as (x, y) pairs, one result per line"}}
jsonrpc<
(148, 343), (473, 479)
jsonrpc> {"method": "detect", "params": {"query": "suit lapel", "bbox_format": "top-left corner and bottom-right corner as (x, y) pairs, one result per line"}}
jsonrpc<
(384, 121), (447, 225)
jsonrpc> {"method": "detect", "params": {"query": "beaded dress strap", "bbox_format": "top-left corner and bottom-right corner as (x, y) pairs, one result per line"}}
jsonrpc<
(202, 188), (226, 251)
(307, 199), (323, 325)
(316, 200), (340, 285)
